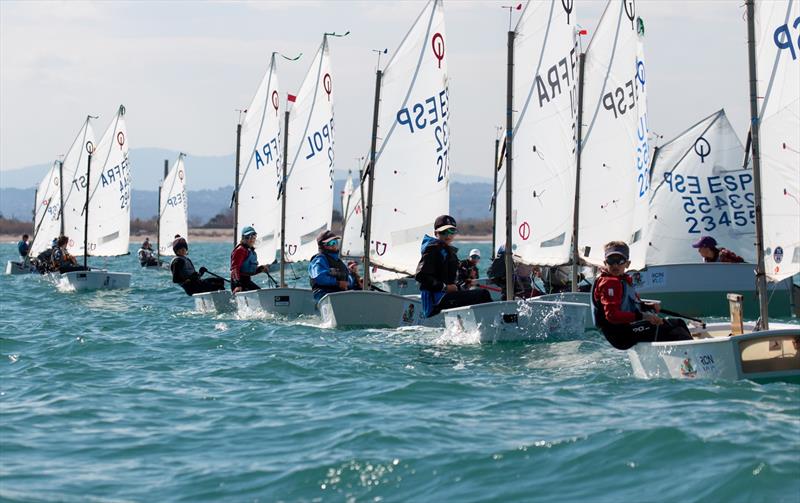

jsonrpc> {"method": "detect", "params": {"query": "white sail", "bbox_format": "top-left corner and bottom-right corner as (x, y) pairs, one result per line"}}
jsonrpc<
(158, 154), (189, 256)
(29, 162), (62, 257)
(341, 177), (365, 258)
(284, 37), (335, 262)
(86, 105), (131, 257)
(756, 0), (800, 281)
(61, 118), (97, 257)
(646, 109), (754, 266)
(238, 54), (282, 262)
(509, 0), (579, 265)
(493, 128), (507, 257)
(578, 0), (650, 269)
(369, 0), (449, 275)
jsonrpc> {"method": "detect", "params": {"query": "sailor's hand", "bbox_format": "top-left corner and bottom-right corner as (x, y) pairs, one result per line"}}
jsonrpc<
(256, 265), (267, 274)
(338, 280), (349, 290)
(199, 267), (208, 275)
(445, 284), (458, 293)
(233, 286), (242, 294)
(644, 313), (663, 326)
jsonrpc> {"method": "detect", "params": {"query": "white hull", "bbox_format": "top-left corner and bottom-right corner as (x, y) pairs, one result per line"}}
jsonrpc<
(235, 288), (317, 317)
(633, 263), (795, 317)
(380, 277), (503, 301)
(193, 290), (236, 314)
(628, 322), (800, 383)
(5, 260), (35, 275)
(55, 270), (132, 291)
(318, 290), (443, 328)
(442, 298), (593, 343)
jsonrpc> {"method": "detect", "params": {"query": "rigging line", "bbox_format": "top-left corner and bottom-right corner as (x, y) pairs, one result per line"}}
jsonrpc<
(238, 55), (276, 189)
(286, 36), (328, 182)
(581, 0), (625, 148)
(648, 111), (723, 201)
(374, 0), (439, 163)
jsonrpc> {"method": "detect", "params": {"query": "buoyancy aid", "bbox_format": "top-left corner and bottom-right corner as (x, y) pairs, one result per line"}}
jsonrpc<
(309, 252), (349, 295)
(591, 272), (641, 329)
(234, 244), (259, 275)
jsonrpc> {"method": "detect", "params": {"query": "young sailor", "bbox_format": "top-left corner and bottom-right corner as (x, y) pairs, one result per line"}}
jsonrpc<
(137, 237), (159, 267)
(456, 248), (481, 289)
(170, 237), (225, 296)
(230, 226), (268, 293)
(51, 235), (87, 273)
(17, 234), (30, 261)
(691, 235), (745, 263)
(308, 230), (356, 302)
(415, 215), (491, 317)
(592, 241), (693, 350)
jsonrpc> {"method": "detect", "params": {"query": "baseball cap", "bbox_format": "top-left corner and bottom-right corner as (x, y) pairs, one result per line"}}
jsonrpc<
(604, 243), (629, 260)
(692, 236), (717, 249)
(172, 237), (188, 253)
(241, 225), (257, 237)
(434, 215), (457, 232)
(469, 248), (481, 258)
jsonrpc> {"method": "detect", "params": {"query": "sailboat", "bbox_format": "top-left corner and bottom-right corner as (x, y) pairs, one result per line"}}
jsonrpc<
(635, 109), (795, 318)
(56, 106), (132, 291)
(5, 165), (58, 275)
(194, 54), (283, 314)
(628, 0), (799, 382)
(442, 0), (594, 342)
(153, 153), (188, 270)
(318, 0), (451, 329)
(235, 35), (335, 318)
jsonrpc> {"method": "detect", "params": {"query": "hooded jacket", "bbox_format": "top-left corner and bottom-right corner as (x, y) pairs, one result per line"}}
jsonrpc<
(415, 235), (459, 317)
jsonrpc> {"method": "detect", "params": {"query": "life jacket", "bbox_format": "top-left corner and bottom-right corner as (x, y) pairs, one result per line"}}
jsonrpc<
(591, 272), (641, 328)
(309, 252), (349, 296)
(170, 255), (195, 284)
(234, 244), (259, 275)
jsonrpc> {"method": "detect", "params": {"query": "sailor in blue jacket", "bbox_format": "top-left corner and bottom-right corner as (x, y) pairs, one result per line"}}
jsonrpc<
(415, 215), (491, 317)
(308, 230), (356, 301)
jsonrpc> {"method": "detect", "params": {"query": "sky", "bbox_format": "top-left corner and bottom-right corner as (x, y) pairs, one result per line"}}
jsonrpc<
(0, 0), (752, 185)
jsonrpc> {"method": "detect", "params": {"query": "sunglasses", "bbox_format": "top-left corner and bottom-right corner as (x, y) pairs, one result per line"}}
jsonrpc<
(605, 255), (628, 266)
(440, 229), (458, 236)
(470, 255), (480, 260)
(324, 239), (339, 246)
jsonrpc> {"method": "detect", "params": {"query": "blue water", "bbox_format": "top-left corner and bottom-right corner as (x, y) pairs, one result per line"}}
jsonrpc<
(1, 242), (798, 502)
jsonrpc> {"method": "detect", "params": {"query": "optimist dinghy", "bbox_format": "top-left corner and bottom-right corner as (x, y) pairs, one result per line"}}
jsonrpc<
(628, 0), (800, 384)
(193, 290), (236, 314)
(151, 154), (189, 270)
(323, 0), (451, 329)
(5, 261), (35, 275)
(57, 109), (132, 291)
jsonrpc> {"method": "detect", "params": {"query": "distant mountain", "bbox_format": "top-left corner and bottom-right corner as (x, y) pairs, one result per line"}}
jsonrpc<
(1, 180), (494, 224)
(0, 148), (492, 192)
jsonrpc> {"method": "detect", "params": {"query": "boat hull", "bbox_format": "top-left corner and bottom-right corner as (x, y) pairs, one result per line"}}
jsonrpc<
(235, 288), (317, 317)
(628, 322), (800, 383)
(5, 260), (35, 275)
(318, 290), (443, 328)
(442, 298), (593, 343)
(56, 270), (132, 291)
(193, 290), (236, 314)
(633, 263), (795, 318)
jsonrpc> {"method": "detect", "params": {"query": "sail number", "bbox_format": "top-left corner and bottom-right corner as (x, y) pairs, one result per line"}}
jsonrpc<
(774, 15), (800, 60)
(396, 87), (450, 183)
(662, 172), (755, 234)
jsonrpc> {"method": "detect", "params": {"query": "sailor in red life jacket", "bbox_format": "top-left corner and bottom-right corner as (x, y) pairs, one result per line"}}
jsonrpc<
(691, 235), (745, 263)
(230, 226), (268, 293)
(592, 241), (693, 350)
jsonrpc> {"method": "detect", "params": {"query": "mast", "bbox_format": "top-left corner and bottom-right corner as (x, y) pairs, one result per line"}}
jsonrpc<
(280, 109), (289, 287)
(157, 159), (168, 265)
(491, 135), (499, 260)
(363, 69), (383, 291)
(232, 122), (242, 247)
(745, 0), (770, 329)
(571, 53), (587, 292)
(58, 160), (65, 236)
(32, 188), (37, 231)
(503, 30), (515, 301)
(83, 151), (92, 269)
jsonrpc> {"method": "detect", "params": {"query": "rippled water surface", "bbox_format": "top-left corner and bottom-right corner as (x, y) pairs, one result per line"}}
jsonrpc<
(1, 242), (798, 502)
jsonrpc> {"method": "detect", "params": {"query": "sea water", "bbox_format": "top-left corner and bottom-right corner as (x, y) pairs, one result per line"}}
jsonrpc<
(1, 242), (798, 502)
